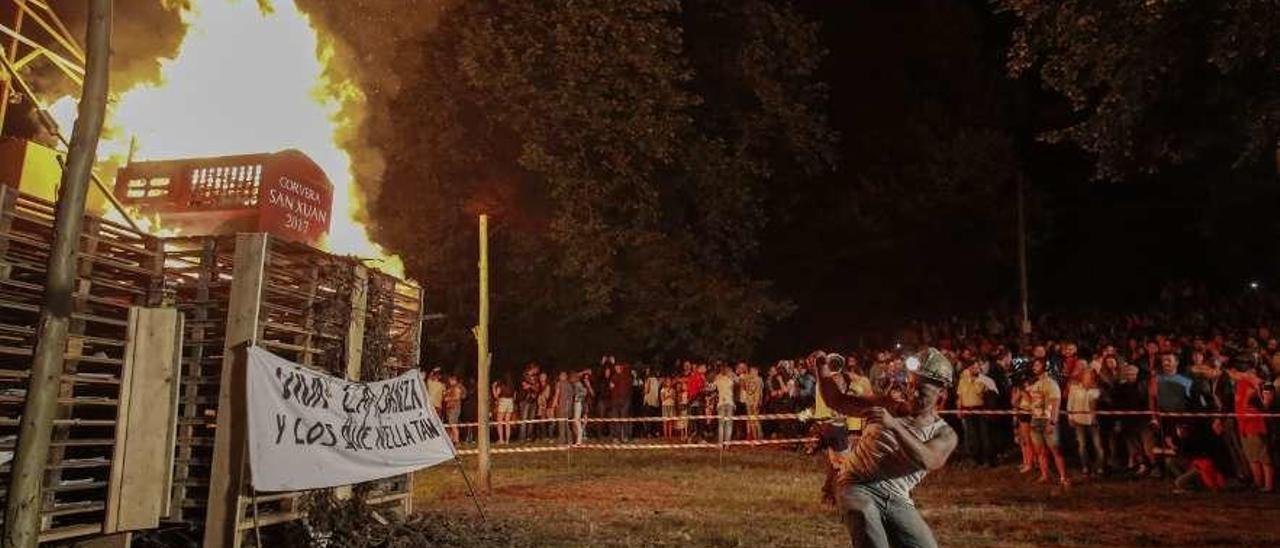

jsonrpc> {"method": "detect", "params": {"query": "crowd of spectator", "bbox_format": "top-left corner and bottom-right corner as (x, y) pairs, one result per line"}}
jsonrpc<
(421, 286), (1280, 494)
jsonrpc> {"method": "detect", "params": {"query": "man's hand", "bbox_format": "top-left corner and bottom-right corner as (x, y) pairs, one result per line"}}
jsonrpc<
(865, 407), (900, 431)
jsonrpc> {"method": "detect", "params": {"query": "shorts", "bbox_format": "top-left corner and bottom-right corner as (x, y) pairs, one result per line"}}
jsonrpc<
(662, 404), (675, 417)
(446, 407), (461, 424)
(498, 398), (515, 414)
(1029, 419), (1058, 448)
(1243, 435), (1272, 464)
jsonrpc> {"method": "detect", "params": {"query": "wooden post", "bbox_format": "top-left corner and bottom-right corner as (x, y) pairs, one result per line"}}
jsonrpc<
(334, 265), (367, 501)
(475, 215), (491, 492)
(1016, 176), (1031, 336)
(202, 234), (269, 548)
(4, 2), (110, 545)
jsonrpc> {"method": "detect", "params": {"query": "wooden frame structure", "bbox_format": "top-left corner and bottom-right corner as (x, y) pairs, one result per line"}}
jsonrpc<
(162, 233), (421, 547)
(0, 186), (177, 544)
(0, 185), (424, 545)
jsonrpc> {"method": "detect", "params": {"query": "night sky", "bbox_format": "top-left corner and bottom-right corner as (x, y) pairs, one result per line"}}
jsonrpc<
(9, 1), (1280, 362)
(759, 0), (1280, 356)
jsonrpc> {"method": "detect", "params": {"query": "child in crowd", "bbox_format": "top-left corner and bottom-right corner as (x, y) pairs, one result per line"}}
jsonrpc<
(661, 378), (677, 440)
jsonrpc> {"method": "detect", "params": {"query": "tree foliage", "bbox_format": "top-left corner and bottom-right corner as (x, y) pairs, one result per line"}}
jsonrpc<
(303, 0), (834, 368)
(998, 0), (1280, 180)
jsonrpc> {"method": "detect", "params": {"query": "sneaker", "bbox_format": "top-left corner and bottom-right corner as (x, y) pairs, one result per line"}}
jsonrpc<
(1036, 475), (1051, 484)
(1018, 464), (1034, 474)
(1060, 477), (1072, 488)
(1135, 464), (1149, 477)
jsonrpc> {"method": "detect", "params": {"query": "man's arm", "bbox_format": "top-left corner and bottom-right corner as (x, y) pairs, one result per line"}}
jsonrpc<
(868, 408), (957, 471)
(817, 366), (896, 416)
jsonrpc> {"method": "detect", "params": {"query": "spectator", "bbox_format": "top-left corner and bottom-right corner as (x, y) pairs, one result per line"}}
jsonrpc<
(644, 368), (662, 437)
(1231, 360), (1274, 492)
(443, 375), (465, 444)
(675, 378), (690, 441)
(1013, 378), (1035, 473)
(518, 362), (541, 442)
(741, 365), (764, 441)
(767, 363), (791, 437)
(1067, 367), (1105, 476)
(570, 371), (588, 445)
(1153, 422), (1228, 492)
(661, 377), (677, 440)
(610, 361), (634, 442)
(554, 371), (573, 444)
(714, 364), (736, 444)
(536, 371), (553, 439)
(1028, 358), (1070, 486)
(426, 368), (445, 418)
(494, 378), (515, 444)
(686, 363), (706, 440)
(956, 360), (998, 467)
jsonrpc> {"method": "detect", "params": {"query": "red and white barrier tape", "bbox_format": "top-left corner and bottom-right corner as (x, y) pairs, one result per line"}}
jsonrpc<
(445, 408), (1280, 429)
(451, 437), (821, 455)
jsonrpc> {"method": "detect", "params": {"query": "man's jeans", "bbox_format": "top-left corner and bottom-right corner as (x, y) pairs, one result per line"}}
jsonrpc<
(717, 403), (735, 444)
(519, 401), (537, 441)
(1073, 423), (1105, 471)
(839, 484), (938, 548)
(609, 399), (632, 441)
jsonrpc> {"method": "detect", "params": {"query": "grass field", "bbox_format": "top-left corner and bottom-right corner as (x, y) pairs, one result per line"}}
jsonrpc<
(413, 447), (1280, 547)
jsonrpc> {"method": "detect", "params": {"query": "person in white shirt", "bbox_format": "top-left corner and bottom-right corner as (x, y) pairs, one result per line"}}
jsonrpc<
(714, 365), (737, 444)
(426, 368), (445, 417)
(1067, 368), (1105, 476)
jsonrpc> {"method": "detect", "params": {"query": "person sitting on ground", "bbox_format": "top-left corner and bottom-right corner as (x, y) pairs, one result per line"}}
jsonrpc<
(1152, 422), (1228, 492)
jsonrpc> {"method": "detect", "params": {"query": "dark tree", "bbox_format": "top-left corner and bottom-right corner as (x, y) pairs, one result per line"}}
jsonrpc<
(303, 0), (834, 369)
(998, 0), (1280, 180)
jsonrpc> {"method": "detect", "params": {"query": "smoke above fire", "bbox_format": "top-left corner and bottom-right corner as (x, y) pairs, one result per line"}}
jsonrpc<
(45, 0), (403, 275)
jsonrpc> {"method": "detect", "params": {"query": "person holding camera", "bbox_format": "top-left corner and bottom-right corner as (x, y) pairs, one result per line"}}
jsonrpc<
(817, 347), (958, 548)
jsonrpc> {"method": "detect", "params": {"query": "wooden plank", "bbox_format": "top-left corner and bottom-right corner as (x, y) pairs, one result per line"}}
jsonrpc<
(67, 532), (132, 548)
(105, 307), (182, 533)
(169, 238), (217, 522)
(203, 233), (268, 548)
(335, 265), (367, 501)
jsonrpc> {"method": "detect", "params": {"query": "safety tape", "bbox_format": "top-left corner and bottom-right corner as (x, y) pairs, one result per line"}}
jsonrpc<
(451, 437), (823, 453)
(444, 408), (1280, 429)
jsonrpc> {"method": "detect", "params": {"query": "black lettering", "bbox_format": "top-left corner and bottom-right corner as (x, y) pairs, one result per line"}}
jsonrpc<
(306, 422), (327, 444)
(274, 414), (288, 444)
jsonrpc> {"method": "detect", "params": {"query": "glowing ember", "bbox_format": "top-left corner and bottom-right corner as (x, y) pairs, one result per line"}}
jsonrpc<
(49, 0), (403, 276)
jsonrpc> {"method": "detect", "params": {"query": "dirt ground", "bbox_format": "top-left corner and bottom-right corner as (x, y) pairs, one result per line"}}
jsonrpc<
(413, 447), (1280, 547)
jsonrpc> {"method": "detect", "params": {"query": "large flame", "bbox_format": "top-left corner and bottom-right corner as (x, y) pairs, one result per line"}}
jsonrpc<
(49, 0), (403, 276)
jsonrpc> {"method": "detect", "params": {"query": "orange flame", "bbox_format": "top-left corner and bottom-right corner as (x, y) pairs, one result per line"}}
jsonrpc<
(49, 0), (403, 277)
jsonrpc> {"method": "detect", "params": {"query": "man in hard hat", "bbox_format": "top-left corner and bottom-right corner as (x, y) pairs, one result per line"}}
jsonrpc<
(817, 346), (958, 548)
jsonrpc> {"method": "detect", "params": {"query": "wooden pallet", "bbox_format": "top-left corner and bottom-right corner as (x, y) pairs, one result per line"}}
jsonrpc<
(0, 186), (169, 544)
(161, 234), (419, 547)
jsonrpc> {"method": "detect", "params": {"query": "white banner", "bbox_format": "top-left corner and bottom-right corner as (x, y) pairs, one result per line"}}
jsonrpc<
(246, 346), (455, 491)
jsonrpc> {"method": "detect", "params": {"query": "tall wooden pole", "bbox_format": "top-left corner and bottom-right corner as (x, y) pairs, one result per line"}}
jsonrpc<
(4, 1), (110, 545)
(1016, 176), (1031, 336)
(475, 214), (491, 492)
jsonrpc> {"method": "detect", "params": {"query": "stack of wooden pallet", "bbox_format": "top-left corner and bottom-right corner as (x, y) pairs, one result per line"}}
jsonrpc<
(0, 186), (166, 543)
(164, 233), (421, 547)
